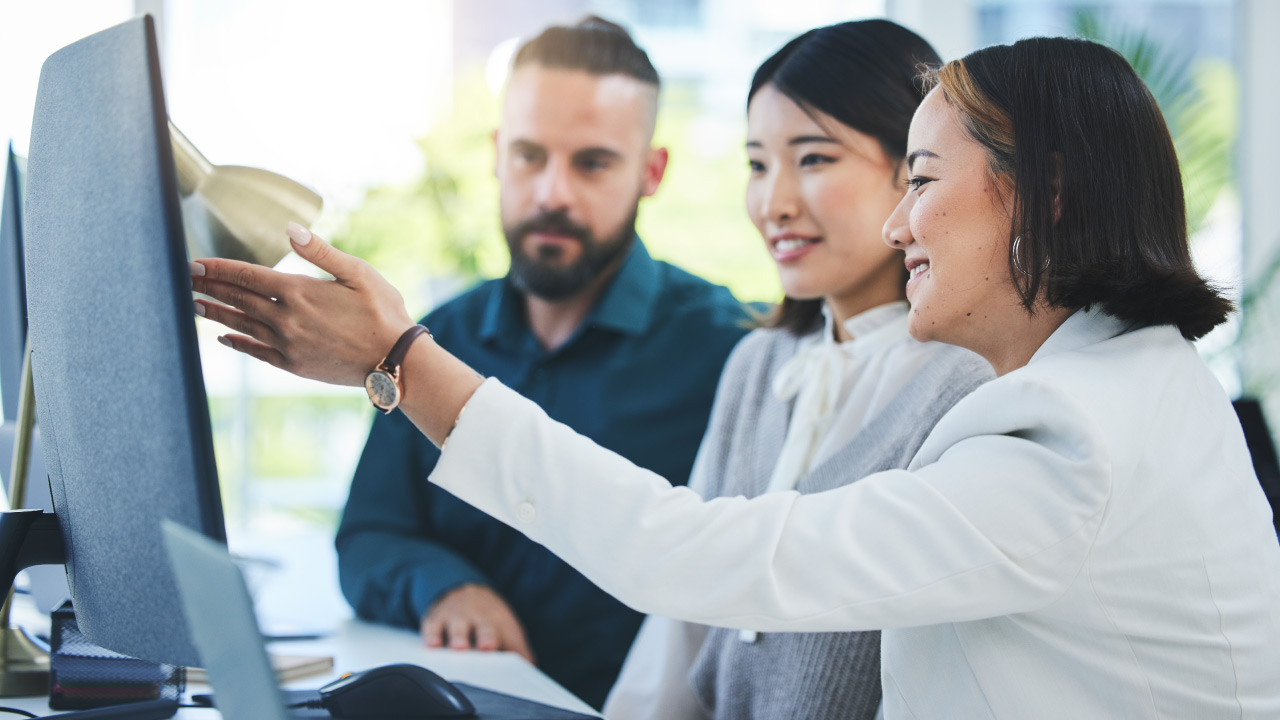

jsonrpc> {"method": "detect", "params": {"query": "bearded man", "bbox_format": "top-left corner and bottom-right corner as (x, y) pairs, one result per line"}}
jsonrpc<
(334, 16), (748, 710)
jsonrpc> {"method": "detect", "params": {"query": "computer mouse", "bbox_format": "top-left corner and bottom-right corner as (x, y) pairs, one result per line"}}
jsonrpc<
(319, 663), (477, 718)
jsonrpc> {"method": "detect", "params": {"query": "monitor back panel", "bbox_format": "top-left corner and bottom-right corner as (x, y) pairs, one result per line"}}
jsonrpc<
(0, 147), (26, 421)
(24, 15), (224, 667)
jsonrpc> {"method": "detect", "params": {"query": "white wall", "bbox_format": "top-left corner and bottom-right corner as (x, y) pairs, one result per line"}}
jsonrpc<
(1238, 0), (1280, 442)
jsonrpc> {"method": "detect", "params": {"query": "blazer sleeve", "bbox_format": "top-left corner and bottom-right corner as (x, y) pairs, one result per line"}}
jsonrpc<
(431, 378), (1112, 632)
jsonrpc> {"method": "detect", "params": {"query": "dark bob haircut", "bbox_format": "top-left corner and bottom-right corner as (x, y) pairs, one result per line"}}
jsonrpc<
(928, 37), (1231, 340)
(513, 15), (658, 89)
(749, 20), (941, 335)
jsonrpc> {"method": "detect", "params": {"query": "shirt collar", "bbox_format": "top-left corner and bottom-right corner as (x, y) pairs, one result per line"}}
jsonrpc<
(1029, 305), (1132, 363)
(820, 301), (911, 350)
(585, 238), (660, 336)
(478, 237), (660, 344)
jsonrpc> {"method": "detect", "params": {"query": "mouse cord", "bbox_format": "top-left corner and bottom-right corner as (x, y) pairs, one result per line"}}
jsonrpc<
(0, 708), (36, 719)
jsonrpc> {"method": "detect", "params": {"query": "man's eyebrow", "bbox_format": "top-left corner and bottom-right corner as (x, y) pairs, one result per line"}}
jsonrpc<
(509, 139), (544, 152)
(573, 147), (623, 161)
(907, 149), (939, 170)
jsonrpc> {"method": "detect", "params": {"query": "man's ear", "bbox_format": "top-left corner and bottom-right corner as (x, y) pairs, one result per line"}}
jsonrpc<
(641, 146), (669, 198)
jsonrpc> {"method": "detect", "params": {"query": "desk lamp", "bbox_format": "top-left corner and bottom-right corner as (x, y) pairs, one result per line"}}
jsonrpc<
(0, 125), (322, 695)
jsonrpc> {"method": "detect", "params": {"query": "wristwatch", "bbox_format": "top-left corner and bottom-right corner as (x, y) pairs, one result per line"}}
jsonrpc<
(365, 324), (432, 414)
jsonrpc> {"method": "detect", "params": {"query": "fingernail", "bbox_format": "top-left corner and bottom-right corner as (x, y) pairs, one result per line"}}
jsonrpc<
(189, 261), (206, 277)
(217, 336), (232, 348)
(286, 222), (312, 246)
(194, 302), (205, 317)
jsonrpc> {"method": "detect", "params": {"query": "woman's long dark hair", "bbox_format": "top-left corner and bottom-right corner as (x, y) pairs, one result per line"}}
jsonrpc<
(750, 20), (941, 335)
(929, 38), (1231, 339)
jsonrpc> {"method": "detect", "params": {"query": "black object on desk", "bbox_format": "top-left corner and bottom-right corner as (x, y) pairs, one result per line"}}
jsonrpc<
(316, 664), (473, 717)
(1234, 398), (1280, 537)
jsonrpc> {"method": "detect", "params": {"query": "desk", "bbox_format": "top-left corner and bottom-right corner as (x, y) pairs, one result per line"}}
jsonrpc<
(0, 610), (598, 718)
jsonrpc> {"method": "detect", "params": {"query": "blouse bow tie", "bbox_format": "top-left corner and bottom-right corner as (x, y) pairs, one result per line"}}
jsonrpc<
(766, 339), (854, 494)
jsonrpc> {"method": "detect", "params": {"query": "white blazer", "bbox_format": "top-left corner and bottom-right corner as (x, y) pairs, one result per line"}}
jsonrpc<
(431, 309), (1280, 718)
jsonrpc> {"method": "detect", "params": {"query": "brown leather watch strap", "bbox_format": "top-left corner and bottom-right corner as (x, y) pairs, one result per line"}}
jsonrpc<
(379, 324), (431, 373)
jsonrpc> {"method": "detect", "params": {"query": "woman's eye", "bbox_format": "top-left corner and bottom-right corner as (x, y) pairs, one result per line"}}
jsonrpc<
(799, 153), (835, 167)
(906, 176), (935, 192)
(748, 160), (765, 173)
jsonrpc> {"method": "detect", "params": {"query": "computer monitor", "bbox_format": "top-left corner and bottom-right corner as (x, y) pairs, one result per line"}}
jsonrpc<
(23, 14), (226, 667)
(0, 144), (25, 423)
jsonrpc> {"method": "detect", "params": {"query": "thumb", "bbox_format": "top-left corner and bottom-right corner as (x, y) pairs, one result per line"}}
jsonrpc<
(286, 222), (360, 282)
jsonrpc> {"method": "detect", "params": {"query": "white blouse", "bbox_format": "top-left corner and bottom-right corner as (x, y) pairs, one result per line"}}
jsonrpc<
(431, 309), (1280, 718)
(766, 301), (932, 494)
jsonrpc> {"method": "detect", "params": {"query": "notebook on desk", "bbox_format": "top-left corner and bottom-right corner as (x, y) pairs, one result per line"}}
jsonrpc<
(160, 521), (600, 720)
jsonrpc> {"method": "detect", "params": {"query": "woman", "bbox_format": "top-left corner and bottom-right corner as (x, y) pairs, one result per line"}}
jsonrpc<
(192, 36), (1280, 716)
(604, 20), (990, 720)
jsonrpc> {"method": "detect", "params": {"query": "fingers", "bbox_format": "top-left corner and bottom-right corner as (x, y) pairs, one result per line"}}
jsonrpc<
(191, 257), (289, 301)
(284, 222), (366, 285)
(446, 617), (473, 651)
(194, 298), (278, 347)
(194, 274), (281, 321)
(216, 334), (287, 370)
(421, 615), (446, 649)
(473, 622), (500, 652)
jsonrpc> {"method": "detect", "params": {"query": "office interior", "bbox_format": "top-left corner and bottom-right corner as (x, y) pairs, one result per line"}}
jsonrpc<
(0, 0), (1278, 717)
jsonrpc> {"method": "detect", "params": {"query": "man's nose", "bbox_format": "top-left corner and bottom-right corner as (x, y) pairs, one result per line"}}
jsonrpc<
(534, 158), (575, 212)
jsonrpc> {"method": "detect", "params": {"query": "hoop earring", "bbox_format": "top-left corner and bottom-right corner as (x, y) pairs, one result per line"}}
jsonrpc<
(1011, 235), (1048, 275)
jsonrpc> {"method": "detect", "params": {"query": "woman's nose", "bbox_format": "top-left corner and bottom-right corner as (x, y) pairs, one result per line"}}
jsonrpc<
(883, 192), (915, 249)
(760, 170), (800, 224)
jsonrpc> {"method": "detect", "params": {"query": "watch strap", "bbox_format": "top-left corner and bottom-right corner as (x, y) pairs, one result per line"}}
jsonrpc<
(379, 324), (431, 373)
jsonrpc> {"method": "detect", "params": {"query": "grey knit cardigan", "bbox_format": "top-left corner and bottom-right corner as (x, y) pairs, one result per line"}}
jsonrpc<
(685, 325), (994, 720)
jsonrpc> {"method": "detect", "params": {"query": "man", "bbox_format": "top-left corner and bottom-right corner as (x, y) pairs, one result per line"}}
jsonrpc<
(335, 17), (749, 709)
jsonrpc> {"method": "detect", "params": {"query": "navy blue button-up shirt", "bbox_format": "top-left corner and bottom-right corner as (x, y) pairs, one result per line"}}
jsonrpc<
(336, 240), (749, 708)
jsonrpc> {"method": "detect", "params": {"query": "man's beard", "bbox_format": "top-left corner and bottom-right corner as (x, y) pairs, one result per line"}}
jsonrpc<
(504, 207), (638, 301)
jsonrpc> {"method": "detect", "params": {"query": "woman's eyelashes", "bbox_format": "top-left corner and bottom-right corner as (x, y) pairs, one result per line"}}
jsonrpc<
(798, 152), (836, 168)
(905, 176), (935, 192)
(747, 153), (837, 174)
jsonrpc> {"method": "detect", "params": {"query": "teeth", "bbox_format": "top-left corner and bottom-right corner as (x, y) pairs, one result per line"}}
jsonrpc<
(775, 238), (812, 253)
(910, 263), (930, 279)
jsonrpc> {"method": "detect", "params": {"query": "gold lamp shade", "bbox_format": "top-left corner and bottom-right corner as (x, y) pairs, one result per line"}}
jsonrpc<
(169, 122), (322, 267)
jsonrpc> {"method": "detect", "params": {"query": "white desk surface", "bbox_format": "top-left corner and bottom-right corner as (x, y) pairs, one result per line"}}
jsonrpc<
(0, 608), (599, 718)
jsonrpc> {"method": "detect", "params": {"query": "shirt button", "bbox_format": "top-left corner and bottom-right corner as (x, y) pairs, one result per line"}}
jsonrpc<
(516, 501), (537, 523)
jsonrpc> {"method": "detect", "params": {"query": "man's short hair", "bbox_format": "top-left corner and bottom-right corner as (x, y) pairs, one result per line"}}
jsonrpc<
(512, 15), (660, 89)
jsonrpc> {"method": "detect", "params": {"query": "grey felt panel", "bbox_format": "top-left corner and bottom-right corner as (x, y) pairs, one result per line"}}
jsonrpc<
(24, 15), (224, 668)
(163, 521), (289, 720)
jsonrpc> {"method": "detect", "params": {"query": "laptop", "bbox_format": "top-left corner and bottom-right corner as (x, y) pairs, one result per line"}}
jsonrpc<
(161, 521), (600, 720)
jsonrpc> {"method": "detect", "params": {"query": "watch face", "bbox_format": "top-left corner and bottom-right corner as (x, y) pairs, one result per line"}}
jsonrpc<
(365, 370), (400, 410)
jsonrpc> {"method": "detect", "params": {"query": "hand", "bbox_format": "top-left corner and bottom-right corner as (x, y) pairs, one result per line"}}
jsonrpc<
(190, 222), (415, 386)
(421, 584), (535, 663)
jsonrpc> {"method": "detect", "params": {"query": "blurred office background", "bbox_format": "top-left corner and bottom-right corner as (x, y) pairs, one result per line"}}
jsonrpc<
(1, 0), (1277, 629)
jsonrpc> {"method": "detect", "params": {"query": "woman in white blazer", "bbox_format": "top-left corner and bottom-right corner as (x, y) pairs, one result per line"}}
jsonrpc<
(193, 36), (1280, 717)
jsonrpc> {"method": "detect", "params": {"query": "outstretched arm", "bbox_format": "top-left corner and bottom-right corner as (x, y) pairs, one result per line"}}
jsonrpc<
(191, 223), (482, 446)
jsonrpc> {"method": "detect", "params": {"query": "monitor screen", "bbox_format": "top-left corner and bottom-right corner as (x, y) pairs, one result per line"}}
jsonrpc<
(24, 14), (225, 667)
